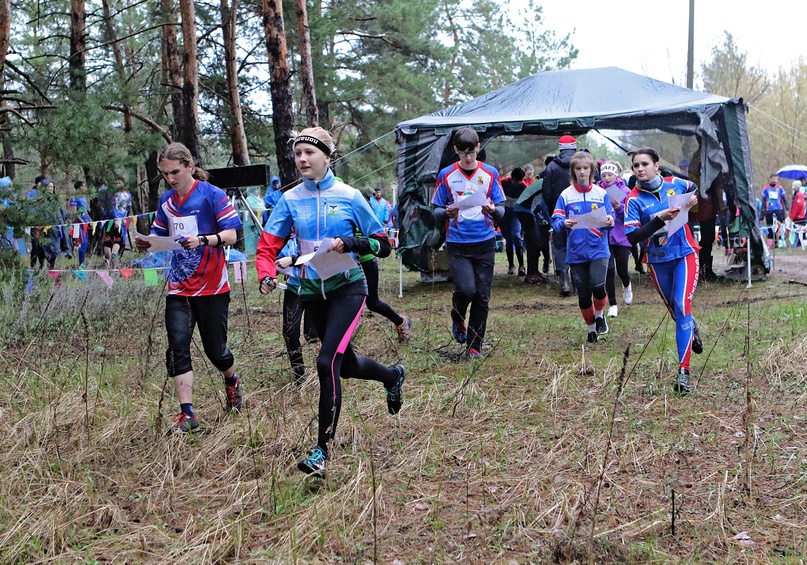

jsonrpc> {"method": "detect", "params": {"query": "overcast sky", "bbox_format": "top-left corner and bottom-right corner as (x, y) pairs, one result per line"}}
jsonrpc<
(531, 0), (806, 86)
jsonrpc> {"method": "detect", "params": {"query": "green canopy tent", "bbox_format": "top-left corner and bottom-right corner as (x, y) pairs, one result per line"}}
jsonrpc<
(395, 66), (769, 279)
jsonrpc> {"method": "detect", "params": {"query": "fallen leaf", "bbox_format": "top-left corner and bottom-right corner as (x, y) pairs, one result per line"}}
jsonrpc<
(414, 502), (429, 511)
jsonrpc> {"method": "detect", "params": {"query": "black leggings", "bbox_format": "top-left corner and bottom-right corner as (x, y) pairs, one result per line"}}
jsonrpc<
(304, 290), (398, 450)
(164, 293), (234, 377)
(282, 289), (315, 380)
(606, 245), (631, 305)
(361, 258), (404, 326)
(570, 258), (608, 310)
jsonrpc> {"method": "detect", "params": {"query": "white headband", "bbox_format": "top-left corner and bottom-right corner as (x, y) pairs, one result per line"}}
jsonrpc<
(600, 163), (620, 176)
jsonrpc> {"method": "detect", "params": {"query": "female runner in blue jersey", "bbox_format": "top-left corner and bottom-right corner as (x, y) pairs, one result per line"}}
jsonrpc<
(624, 147), (703, 395)
(256, 127), (405, 479)
(551, 151), (614, 344)
(135, 142), (244, 433)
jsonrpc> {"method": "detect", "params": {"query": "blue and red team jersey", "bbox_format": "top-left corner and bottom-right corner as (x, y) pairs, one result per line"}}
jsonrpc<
(624, 178), (700, 263)
(432, 162), (506, 244)
(761, 184), (786, 211)
(256, 170), (387, 296)
(551, 183), (614, 263)
(151, 180), (242, 297)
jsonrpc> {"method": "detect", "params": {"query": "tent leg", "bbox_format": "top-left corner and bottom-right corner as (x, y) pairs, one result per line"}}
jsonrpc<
(746, 239), (752, 289)
(399, 254), (403, 298)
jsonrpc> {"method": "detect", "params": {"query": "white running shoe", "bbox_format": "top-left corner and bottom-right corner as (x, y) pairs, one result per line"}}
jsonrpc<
(623, 283), (633, 305)
(608, 305), (618, 318)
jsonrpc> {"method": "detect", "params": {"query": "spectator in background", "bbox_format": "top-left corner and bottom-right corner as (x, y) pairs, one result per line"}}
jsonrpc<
(761, 174), (788, 237)
(68, 180), (93, 268)
(598, 161), (632, 317)
(543, 134), (577, 296)
(499, 168), (526, 276)
(263, 175), (282, 225)
(522, 164), (536, 187)
(369, 187), (391, 229)
(790, 179), (806, 224)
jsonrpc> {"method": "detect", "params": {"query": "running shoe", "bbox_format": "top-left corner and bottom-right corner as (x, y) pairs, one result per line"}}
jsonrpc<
(518, 267), (526, 277)
(586, 331), (598, 343)
(452, 320), (467, 344)
(396, 316), (411, 344)
(623, 283), (633, 305)
(297, 446), (328, 478)
(595, 316), (609, 335)
(468, 348), (483, 360)
(226, 375), (242, 412)
(507, 266), (516, 275)
(170, 412), (200, 434)
(608, 305), (618, 318)
(673, 368), (691, 395)
(386, 365), (405, 415)
(692, 323), (703, 354)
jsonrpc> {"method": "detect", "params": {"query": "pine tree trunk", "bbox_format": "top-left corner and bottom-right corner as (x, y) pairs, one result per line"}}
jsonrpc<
(161, 0), (182, 142)
(178, 0), (201, 160)
(294, 0), (318, 127)
(69, 0), (86, 92)
(261, 0), (297, 186)
(101, 0), (132, 131)
(222, 0), (250, 166)
(0, 0), (10, 74)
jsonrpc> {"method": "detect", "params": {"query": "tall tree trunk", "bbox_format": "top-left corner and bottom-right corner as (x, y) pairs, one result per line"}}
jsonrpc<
(161, 0), (182, 142)
(221, 0), (249, 166)
(294, 0), (318, 127)
(101, 0), (132, 131)
(0, 0), (10, 74)
(69, 0), (86, 92)
(178, 0), (200, 160)
(262, 0), (297, 185)
(0, 73), (14, 179)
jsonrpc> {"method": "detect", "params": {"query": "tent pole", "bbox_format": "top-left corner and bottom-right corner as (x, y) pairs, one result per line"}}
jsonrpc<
(399, 253), (403, 298)
(746, 239), (752, 289)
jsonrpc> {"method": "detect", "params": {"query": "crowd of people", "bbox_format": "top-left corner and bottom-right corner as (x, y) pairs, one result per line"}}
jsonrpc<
(430, 130), (707, 395)
(3, 174), (134, 269)
(6, 127), (790, 479)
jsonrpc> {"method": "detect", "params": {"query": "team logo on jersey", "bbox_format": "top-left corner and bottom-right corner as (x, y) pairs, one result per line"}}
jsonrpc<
(328, 204), (339, 215)
(477, 176), (484, 185)
(667, 189), (676, 197)
(591, 203), (599, 210)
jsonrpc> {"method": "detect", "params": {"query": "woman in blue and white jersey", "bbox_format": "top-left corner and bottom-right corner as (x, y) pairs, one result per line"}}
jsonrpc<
(624, 147), (703, 395)
(256, 127), (405, 479)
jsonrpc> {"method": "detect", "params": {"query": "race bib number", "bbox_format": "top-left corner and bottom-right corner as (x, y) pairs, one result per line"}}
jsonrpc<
(168, 215), (199, 238)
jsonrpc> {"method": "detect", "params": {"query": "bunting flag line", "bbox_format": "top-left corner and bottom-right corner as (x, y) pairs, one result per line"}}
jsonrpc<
(119, 268), (134, 281)
(233, 261), (247, 283)
(143, 268), (158, 286)
(96, 270), (114, 288)
(72, 269), (88, 281)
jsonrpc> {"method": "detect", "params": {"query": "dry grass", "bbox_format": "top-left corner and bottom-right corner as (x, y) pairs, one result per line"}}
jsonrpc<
(0, 252), (806, 563)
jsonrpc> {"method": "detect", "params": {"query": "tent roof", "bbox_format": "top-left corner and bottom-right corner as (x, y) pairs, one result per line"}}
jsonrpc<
(398, 67), (730, 131)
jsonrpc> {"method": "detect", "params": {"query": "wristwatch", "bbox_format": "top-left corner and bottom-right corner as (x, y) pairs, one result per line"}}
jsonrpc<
(199, 235), (209, 246)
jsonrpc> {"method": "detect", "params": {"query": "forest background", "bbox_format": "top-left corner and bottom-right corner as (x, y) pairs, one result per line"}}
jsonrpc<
(0, 0), (804, 230)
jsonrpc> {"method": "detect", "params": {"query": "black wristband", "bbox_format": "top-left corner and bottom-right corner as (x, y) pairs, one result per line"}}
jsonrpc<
(200, 235), (209, 246)
(215, 233), (222, 247)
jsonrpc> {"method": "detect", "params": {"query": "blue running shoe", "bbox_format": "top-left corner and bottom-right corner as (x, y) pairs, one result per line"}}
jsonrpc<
(386, 365), (405, 414)
(297, 446), (328, 478)
(452, 320), (467, 344)
(468, 348), (483, 360)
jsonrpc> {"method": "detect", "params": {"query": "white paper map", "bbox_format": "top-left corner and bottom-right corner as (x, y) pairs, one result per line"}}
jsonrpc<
(294, 237), (358, 280)
(605, 185), (627, 203)
(569, 206), (608, 230)
(663, 193), (693, 237)
(453, 188), (489, 210)
(135, 233), (183, 252)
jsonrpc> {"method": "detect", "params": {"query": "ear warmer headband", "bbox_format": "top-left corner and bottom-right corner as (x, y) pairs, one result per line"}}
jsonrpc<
(600, 163), (620, 176)
(293, 135), (332, 157)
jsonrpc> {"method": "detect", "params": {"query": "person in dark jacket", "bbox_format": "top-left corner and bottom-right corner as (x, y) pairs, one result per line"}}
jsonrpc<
(543, 135), (577, 296)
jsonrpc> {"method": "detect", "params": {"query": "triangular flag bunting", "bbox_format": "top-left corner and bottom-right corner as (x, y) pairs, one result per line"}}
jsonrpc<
(48, 270), (62, 285)
(72, 269), (88, 281)
(26, 278), (35, 294)
(119, 268), (134, 281)
(97, 270), (114, 288)
(233, 261), (247, 283)
(143, 268), (158, 286)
